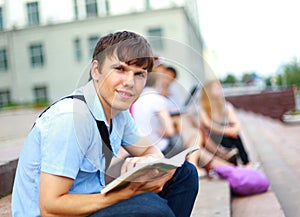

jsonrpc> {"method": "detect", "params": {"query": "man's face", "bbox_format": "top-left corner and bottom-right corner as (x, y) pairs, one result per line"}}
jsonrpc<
(92, 55), (148, 116)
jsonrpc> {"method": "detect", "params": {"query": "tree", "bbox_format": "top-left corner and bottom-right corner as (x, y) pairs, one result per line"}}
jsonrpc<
(241, 73), (252, 83)
(241, 71), (258, 83)
(279, 58), (300, 87)
(222, 73), (237, 84)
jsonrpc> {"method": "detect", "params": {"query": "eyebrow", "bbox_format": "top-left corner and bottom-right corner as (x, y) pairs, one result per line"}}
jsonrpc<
(111, 62), (123, 67)
(111, 62), (147, 72)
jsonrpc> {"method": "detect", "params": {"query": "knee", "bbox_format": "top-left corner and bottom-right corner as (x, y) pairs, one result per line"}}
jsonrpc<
(185, 160), (198, 182)
(147, 204), (175, 217)
(178, 161), (199, 191)
(136, 193), (175, 217)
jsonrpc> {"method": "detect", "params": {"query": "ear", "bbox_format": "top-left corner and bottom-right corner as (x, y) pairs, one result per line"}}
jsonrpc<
(90, 60), (100, 81)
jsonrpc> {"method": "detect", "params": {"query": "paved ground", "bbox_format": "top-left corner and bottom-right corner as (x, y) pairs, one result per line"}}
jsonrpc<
(0, 108), (43, 166)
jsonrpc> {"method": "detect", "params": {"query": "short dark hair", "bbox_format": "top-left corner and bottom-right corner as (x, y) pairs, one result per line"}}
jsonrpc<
(89, 31), (154, 80)
(166, 66), (177, 78)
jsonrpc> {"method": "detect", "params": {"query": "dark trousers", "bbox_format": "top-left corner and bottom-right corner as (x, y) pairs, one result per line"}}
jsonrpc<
(211, 133), (250, 165)
(89, 161), (199, 217)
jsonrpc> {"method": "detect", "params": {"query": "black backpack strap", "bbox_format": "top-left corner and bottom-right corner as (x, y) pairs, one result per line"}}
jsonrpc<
(96, 120), (113, 171)
(35, 95), (113, 171)
(36, 95), (86, 119)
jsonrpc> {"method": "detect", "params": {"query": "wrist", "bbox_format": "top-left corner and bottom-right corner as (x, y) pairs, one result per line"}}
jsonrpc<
(145, 154), (164, 160)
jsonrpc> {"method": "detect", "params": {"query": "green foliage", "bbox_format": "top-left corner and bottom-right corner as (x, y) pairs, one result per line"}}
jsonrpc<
(222, 73), (237, 84)
(241, 73), (251, 83)
(280, 58), (300, 87)
(220, 57), (300, 88)
(34, 98), (49, 107)
(277, 74), (283, 86)
(0, 100), (49, 110)
(241, 71), (257, 83)
(265, 77), (272, 86)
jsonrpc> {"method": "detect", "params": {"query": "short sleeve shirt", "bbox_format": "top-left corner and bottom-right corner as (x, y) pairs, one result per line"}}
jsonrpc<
(11, 80), (141, 217)
(131, 87), (169, 151)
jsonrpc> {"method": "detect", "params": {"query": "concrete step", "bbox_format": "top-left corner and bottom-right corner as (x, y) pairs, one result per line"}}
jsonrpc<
(0, 160), (18, 197)
(0, 194), (11, 217)
(232, 191), (285, 217)
(191, 178), (231, 217)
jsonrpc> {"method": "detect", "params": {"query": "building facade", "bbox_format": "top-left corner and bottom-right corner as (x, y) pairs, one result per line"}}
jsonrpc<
(0, 0), (205, 106)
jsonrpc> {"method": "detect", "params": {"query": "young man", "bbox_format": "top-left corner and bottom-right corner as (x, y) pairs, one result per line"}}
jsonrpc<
(12, 31), (198, 217)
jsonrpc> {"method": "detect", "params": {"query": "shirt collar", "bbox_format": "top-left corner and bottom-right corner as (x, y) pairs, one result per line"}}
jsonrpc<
(82, 80), (107, 124)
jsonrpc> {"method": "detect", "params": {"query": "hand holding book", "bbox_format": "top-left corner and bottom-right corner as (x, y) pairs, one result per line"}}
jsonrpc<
(101, 145), (199, 194)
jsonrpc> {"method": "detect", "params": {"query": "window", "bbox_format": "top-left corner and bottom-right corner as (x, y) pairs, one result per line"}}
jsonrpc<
(0, 90), (10, 107)
(74, 38), (82, 62)
(147, 28), (164, 50)
(88, 35), (99, 58)
(33, 86), (48, 103)
(145, 0), (151, 10)
(29, 43), (45, 67)
(105, 0), (110, 15)
(0, 7), (3, 31)
(74, 0), (79, 19)
(0, 48), (8, 71)
(27, 2), (40, 26)
(85, 0), (98, 17)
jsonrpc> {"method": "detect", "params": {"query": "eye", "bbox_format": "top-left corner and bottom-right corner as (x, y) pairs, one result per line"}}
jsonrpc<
(114, 66), (124, 72)
(135, 71), (146, 78)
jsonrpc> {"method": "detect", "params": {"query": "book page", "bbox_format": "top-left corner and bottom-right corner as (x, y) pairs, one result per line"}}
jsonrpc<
(100, 145), (199, 194)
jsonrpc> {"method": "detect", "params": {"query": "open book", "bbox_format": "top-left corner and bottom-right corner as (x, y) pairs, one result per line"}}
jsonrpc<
(101, 145), (199, 194)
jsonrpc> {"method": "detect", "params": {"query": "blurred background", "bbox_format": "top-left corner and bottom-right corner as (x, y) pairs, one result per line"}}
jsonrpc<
(0, 0), (203, 107)
(0, 0), (299, 121)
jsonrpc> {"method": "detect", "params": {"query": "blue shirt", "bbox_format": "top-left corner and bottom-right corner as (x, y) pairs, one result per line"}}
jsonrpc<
(11, 80), (141, 217)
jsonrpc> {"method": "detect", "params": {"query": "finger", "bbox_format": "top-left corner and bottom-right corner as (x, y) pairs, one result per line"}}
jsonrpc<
(135, 178), (166, 193)
(125, 170), (175, 194)
(140, 184), (164, 193)
(120, 158), (134, 174)
(121, 157), (143, 174)
(132, 169), (160, 183)
(121, 156), (157, 175)
(120, 158), (133, 175)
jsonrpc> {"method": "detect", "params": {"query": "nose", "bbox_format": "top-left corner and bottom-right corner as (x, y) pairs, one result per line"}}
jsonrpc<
(123, 71), (134, 87)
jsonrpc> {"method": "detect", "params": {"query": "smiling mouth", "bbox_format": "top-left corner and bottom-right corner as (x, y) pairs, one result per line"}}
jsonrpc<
(117, 90), (133, 99)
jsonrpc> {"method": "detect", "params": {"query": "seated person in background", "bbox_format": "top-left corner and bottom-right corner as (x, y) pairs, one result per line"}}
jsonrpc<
(131, 72), (183, 158)
(154, 63), (238, 163)
(199, 79), (251, 166)
(132, 72), (233, 177)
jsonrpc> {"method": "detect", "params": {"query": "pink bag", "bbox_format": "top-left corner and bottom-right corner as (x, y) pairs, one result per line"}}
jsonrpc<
(214, 166), (270, 196)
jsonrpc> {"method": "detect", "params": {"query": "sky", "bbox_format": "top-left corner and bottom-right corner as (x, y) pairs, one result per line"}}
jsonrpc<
(197, 0), (300, 79)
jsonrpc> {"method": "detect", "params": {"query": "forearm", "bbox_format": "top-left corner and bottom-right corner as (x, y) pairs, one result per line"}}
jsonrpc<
(125, 138), (164, 159)
(158, 109), (176, 137)
(40, 191), (133, 216)
(40, 172), (137, 217)
(231, 122), (240, 133)
(203, 121), (225, 135)
(200, 113), (225, 135)
(142, 145), (164, 158)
